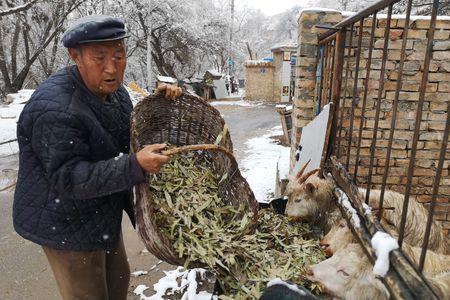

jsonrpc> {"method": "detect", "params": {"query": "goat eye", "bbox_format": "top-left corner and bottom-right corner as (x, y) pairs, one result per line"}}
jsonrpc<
(338, 269), (350, 276)
(294, 198), (301, 203)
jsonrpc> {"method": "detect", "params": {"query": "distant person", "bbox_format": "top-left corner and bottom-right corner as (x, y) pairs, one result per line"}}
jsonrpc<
(13, 15), (181, 300)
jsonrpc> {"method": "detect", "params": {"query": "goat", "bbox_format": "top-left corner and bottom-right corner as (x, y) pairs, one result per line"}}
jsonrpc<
(285, 162), (450, 254)
(429, 271), (450, 300)
(307, 243), (450, 300)
(320, 219), (450, 275)
(306, 243), (390, 300)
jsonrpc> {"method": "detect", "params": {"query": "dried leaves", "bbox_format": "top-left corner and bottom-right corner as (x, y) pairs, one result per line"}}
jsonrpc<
(149, 152), (325, 299)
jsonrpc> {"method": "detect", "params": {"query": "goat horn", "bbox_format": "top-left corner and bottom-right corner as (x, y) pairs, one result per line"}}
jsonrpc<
(300, 168), (321, 184)
(296, 159), (311, 179)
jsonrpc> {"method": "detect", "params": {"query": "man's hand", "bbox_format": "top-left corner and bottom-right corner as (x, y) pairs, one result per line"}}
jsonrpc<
(135, 144), (170, 173)
(155, 83), (182, 100)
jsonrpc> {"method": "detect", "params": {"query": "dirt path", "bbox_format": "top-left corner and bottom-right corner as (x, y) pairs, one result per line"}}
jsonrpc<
(0, 102), (279, 299)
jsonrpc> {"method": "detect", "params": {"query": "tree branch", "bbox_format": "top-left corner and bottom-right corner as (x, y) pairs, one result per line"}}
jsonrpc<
(0, 0), (38, 17)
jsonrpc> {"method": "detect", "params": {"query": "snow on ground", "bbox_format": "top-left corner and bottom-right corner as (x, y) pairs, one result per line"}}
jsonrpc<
(209, 99), (263, 107)
(0, 90), (33, 156)
(240, 125), (290, 202)
(133, 267), (216, 300)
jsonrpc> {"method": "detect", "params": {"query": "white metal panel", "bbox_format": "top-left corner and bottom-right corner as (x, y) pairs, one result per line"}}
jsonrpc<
(213, 79), (228, 99)
(292, 104), (331, 175)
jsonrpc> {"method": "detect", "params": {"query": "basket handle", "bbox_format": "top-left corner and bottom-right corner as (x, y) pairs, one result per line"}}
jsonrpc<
(162, 144), (235, 160)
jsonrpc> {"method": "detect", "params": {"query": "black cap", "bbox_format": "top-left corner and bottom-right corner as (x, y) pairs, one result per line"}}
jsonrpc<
(62, 15), (130, 48)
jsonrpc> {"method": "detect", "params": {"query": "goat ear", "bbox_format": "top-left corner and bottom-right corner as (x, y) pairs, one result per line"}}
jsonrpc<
(305, 182), (316, 194)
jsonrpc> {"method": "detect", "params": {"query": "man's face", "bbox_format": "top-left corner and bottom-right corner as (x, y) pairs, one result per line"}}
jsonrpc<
(69, 40), (127, 100)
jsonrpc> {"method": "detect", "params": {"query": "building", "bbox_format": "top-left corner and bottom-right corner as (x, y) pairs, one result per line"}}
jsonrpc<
(244, 44), (297, 102)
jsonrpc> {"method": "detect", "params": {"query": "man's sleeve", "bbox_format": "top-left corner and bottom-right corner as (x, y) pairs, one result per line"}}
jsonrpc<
(31, 110), (145, 200)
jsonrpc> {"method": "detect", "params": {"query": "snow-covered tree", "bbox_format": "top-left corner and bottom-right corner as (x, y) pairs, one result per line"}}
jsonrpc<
(0, 0), (86, 96)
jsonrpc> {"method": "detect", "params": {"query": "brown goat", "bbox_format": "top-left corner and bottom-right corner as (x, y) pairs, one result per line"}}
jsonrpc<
(285, 167), (450, 254)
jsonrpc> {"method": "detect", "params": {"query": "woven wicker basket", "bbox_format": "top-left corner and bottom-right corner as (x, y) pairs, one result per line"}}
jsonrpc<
(131, 92), (259, 266)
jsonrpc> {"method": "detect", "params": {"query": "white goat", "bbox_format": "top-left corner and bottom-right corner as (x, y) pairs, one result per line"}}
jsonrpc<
(308, 242), (450, 300)
(321, 219), (450, 275)
(429, 271), (450, 300)
(306, 243), (390, 300)
(285, 162), (450, 254)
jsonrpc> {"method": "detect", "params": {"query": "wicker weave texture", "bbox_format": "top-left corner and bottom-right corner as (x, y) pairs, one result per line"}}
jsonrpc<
(131, 93), (258, 266)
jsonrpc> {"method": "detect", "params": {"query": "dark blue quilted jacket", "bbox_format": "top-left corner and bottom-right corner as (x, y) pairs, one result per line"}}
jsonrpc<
(13, 65), (145, 251)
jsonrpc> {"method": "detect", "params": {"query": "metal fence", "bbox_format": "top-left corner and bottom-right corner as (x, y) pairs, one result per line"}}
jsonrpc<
(316, 0), (449, 298)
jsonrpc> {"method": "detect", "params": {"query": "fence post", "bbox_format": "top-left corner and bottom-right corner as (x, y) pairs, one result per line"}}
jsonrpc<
(290, 9), (342, 171)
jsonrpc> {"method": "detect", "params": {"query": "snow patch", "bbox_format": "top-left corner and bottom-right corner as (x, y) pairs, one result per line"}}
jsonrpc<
(267, 278), (306, 296)
(133, 284), (149, 295)
(363, 203), (372, 216)
(157, 75), (177, 84)
(278, 146), (291, 180)
(336, 188), (361, 228)
(241, 126), (290, 202)
(209, 100), (261, 107)
(0, 89), (33, 156)
(114, 152), (124, 161)
(371, 231), (399, 277)
(131, 270), (149, 277)
(297, 7), (340, 20)
(134, 267), (216, 300)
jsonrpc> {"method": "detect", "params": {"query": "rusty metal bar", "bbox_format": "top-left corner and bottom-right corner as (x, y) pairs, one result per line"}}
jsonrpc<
(419, 101), (450, 272)
(319, 0), (401, 41)
(345, 19), (364, 170)
(336, 24), (354, 159)
(326, 41), (334, 107)
(326, 29), (346, 158)
(316, 46), (324, 113)
(321, 43), (330, 112)
(398, 0), (440, 248)
(354, 13), (378, 183)
(319, 32), (338, 45)
(379, 0), (413, 221)
(316, 24), (341, 30)
(328, 41), (336, 106)
(365, 8), (391, 203)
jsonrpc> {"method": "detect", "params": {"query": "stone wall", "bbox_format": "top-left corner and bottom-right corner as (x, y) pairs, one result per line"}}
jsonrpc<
(292, 10), (450, 236)
(244, 61), (275, 101)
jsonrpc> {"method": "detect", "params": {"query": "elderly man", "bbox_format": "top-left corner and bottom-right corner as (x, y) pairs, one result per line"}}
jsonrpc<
(13, 15), (180, 300)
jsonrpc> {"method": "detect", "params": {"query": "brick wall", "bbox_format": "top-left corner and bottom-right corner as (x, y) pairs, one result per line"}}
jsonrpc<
(292, 10), (450, 236)
(244, 61), (275, 101)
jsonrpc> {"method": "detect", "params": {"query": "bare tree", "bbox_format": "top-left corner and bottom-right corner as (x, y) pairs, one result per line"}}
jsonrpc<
(0, 0), (86, 96)
(0, 0), (37, 17)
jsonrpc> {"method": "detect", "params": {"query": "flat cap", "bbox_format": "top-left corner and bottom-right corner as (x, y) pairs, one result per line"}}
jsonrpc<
(62, 15), (130, 48)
